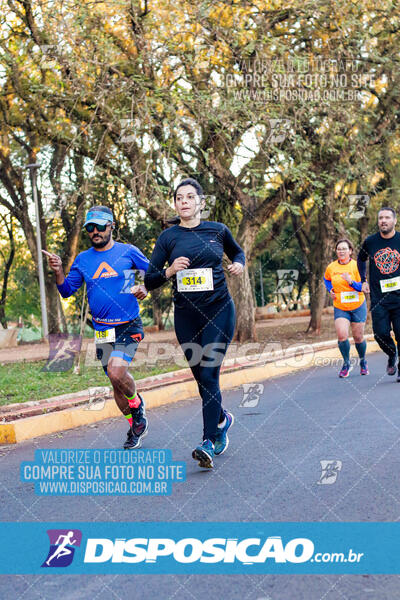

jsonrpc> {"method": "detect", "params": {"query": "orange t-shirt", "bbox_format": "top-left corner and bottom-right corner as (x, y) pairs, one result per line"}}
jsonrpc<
(324, 259), (365, 310)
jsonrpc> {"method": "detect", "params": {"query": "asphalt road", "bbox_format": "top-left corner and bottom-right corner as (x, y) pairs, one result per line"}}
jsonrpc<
(0, 351), (399, 599)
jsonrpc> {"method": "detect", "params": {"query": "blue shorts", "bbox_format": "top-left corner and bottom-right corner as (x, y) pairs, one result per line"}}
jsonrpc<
(334, 300), (367, 323)
(95, 317), (144, 374)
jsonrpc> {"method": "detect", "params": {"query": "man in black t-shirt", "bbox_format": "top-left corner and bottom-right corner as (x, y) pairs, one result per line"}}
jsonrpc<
(357, 207), (400, 380)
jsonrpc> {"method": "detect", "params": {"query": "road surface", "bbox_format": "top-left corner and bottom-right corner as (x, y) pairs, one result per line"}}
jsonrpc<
(0, 351), (399, 599)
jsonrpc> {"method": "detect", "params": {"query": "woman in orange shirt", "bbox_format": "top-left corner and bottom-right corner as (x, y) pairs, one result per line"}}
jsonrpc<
(324, 238), (368, 378)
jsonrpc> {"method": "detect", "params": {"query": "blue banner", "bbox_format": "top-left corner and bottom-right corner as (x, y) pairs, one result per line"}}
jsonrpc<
(0, 522), (398, 574)
(20, 449), (185, 496)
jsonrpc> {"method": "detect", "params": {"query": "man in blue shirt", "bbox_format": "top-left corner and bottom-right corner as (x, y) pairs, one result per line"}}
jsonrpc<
(43, 206), (150, 449)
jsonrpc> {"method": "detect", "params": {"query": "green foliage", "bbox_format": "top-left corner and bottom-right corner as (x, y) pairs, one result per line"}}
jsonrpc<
(1, 0), (400, 337)
(5, 264), (41, 326)
(254, 222), (307, 307)
(0, 225), (41, 326)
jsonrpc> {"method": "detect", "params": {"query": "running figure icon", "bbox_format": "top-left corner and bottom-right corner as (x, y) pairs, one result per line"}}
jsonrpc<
(45, 531), (77, 566)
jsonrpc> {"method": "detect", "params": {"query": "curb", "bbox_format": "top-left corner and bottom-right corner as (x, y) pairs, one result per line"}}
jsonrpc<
(0, 335), (379, 444)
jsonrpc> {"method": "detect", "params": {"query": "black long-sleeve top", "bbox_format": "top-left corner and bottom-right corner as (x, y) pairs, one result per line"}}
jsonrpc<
(144, 221), (245, 309)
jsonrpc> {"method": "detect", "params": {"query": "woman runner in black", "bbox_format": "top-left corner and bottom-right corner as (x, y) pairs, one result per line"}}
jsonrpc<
(144, 178), (245, 468)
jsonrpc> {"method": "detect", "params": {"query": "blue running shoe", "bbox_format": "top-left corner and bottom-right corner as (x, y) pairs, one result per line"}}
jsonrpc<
(214, 411), (234, 456)
(192, 439), (214, 468)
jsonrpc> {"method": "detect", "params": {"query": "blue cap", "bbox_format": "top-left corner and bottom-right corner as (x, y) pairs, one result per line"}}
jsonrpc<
(83, 207), (113, 228)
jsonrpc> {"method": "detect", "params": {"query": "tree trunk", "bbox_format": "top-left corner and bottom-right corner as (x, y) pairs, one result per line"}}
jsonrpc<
(306, 271), (326, 334)
(357, 214), (369, 245)
(46, 274), (63, 334)
(306, 196), (336, 333)
(225, 218), (259, 342)
(0, 218), (15, 329)
(151, 287), (164, 330)
(294, 279), (306, 311)
(249, 264), (258, 307)
(57, 293), (68, 333)
(228, 264), (256, 342)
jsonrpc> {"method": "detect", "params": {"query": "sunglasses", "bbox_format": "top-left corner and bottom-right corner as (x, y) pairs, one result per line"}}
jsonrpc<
(85, 223), (109, 233)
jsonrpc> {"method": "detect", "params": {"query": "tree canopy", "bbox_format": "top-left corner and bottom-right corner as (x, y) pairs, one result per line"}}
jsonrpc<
(1, 0), (399, 337)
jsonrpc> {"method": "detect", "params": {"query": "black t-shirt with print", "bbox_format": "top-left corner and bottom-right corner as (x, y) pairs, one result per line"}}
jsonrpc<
(358, 231), (400, 306)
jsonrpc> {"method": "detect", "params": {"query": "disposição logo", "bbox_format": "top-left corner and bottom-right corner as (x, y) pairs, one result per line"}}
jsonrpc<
(42, 529), (82, 568)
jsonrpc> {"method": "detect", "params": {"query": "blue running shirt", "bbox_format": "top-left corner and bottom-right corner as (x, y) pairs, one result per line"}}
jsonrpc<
(57, 242), (149, 331)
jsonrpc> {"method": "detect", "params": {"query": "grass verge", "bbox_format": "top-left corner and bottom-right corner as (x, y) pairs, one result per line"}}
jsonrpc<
(0, 361), (181, 406)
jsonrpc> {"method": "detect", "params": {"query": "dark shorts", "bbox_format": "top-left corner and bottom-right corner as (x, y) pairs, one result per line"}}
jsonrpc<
(334, 300), (367, 323)
(95, 317), (144, 374)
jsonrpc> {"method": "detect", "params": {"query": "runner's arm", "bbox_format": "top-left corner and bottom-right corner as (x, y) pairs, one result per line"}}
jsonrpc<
(43, 250), (83, 296)
(129, 245), (150, 297)
(324, 265), (335, 298)
(357, 243), (369, 282)
(323, 264), (333, 292)
(130, 245), (150, 272)
(144, 236), (170, 290)
(57, 260), (84, 298)
(349, 281), (363, 292)
(223, 225), (245, 265)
